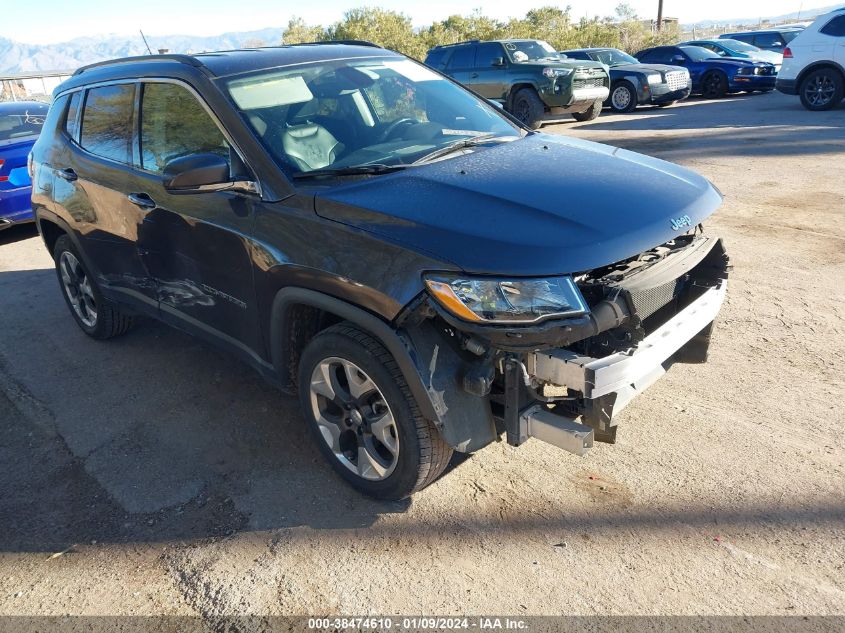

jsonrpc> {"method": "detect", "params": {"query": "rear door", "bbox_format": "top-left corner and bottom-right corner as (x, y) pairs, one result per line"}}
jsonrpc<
(52, 82), (159, 310)
(467, 42), (509, 100)
(443, 45), (476, 87)
(131, 80), (263, 356)
(819, 15), (845, 63)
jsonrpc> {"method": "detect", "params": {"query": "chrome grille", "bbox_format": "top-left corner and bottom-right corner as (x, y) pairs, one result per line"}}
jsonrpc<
(665, 71), (688, 91)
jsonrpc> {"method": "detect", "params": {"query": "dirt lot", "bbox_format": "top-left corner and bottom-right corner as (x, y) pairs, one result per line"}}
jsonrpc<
(0, 92), (843, 624)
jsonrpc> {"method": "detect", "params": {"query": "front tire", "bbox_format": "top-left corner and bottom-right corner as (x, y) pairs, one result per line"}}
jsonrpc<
(298, 323), (453, 500)
(799, 68), (844, 111)
(572, 100), (602, 122)
(509, 88), (545, 129)
(53, 235), (134, 340)
(701, 71), (728, 99)
(609, 81), (638, 113)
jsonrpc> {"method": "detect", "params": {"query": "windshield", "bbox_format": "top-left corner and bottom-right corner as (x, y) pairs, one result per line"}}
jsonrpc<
(503, 40), (561, 63)
(586, 49), (639, 66)
(0, 104), (48, 144)
(224, 57), (521, 177)
(680, 46), (721, 61)
(718, 39), (759, 52)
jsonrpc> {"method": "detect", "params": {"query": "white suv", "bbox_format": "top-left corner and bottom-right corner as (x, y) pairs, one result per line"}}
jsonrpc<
(777, 7), (845, 110)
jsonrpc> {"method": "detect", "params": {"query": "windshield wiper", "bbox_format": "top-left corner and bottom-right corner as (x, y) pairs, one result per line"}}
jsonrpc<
(292, 164), (408, 180)
(413, 134), (509, 165)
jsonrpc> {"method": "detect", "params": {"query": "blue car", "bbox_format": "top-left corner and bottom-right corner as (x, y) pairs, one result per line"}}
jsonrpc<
(1, 101), (48, 230)
(680, 39), (783, 72)
(636, 45), (777, 98)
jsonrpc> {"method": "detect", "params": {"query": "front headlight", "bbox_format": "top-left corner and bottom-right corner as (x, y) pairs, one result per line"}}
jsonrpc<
(542, 67), (573, 78)
(646, 73), (663, 85)
(424, 274), (588, 324)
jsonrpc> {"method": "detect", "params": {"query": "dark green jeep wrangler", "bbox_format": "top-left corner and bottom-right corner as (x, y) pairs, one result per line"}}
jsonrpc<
(425, 39), (610, 128)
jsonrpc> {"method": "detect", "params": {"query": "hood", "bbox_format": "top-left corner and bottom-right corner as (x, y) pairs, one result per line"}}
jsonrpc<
(750, 50), (783, 64)
(314, 134), (723, 276)
(516, 59), (607, 72)
(610, 63), (685, 74)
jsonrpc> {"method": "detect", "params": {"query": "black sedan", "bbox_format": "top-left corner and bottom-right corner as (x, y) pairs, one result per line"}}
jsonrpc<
(561, 48), (691, 113)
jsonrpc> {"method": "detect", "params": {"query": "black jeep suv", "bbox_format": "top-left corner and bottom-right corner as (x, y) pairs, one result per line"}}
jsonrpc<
(31, 42), (729, 500)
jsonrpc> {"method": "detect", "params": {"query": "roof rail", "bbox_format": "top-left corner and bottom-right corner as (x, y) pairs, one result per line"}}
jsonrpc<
(278, 39), (382, 48)
(73, 53), (203, 76)
(430, 40), (480, 50)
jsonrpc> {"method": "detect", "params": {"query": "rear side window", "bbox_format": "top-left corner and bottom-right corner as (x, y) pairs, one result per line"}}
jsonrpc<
(821, 16), (845, 36)
(447, 46), (476, 69)
(425, 48), (450, 70)
(65, 91), (82, 139)
(80, 84), (135, 164)
(752, 33), (786, 48)
(140, 82), (229, 174)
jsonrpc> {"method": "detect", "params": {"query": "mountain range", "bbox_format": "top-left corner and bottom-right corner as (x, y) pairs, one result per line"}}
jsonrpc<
(1, 4), (841, 75)
(0, 28), (284, 74)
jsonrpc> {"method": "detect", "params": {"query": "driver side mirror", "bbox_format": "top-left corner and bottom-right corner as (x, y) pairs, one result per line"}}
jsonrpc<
(163, 153), (256, 195)
(491, 57), (505, 67)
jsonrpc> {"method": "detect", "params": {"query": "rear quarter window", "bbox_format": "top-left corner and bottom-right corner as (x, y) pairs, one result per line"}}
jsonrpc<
(0, 104), (48, 144)
(820, 16), (845, 37)
(79, 84), (136, 164)
(425, 49), (450, 70)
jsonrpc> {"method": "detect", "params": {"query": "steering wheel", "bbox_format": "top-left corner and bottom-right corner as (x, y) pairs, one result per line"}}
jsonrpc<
(377, 118), (417, 143)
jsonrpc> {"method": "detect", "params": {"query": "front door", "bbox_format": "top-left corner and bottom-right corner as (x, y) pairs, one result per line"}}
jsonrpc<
(131, 81), (263, 357)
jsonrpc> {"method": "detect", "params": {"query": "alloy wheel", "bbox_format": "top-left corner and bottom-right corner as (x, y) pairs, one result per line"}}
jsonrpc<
(59, 251), (98, 328)
(308, 357), (399, 481)
(804, 74), (836, 108)
(611, 86), (632, 110)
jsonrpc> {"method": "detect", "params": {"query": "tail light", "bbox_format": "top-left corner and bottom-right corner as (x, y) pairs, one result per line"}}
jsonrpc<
(783, 47), (793, 59)
(0, 159), (7, 182)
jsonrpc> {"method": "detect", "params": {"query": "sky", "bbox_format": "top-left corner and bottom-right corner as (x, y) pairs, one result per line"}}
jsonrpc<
(1, 0), (822, 44)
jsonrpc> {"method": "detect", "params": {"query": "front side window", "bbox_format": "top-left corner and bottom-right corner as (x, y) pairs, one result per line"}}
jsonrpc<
(587, 49), (639, 66)
(79, 84), (135, 163)
(140, 82), (229, 173)
(475, 43), (505, 68)
(224, 57), (521, 176)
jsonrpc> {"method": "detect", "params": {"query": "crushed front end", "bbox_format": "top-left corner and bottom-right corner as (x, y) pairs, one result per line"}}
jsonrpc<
(399, 228), (730, 456)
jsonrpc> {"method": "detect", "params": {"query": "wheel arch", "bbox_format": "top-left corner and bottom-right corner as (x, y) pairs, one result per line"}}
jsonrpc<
(270, 287), (440, 423)
(507, 82), (540, 110)
(796, 61), (845, 88)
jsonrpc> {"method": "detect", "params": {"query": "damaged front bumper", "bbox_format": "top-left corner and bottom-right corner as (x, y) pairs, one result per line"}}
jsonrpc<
(400, 233), (729, 457)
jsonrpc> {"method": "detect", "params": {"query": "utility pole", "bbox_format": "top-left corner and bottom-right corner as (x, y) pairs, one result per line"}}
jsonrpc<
(657, 0), (664, 31)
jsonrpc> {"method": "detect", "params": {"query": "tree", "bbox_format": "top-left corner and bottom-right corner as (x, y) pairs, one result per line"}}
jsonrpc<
(325, 8), (424, 58)
(282, 16), (325, 45)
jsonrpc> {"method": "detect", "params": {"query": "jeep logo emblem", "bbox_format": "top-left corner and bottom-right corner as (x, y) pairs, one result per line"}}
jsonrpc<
(671, 215), (693, 231)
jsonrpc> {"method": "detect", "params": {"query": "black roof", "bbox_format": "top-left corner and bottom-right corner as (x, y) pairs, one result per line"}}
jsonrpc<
(70, 41), (393, 79)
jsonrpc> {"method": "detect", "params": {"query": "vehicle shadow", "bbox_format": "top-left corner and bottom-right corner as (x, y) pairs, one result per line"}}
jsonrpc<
(0, 223), (38, 247)
(0, 267), (487, 552)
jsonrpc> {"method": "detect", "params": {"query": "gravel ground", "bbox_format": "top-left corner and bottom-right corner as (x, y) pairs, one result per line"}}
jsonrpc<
(0, 91), (843, 624)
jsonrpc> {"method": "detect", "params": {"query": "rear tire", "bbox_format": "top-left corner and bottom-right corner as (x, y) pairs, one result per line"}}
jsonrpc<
(799, 68), (844, 111)
(298, 323), (453, 500)
(572, 100), (602, 121)
(609, 81), (638, 113)
(509, 88), (545, 129)
(53, 235), (134, 340)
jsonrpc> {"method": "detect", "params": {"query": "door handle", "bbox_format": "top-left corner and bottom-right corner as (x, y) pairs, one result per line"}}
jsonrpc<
(127, 192), (156, 209)
(56, 168), (77, 182)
